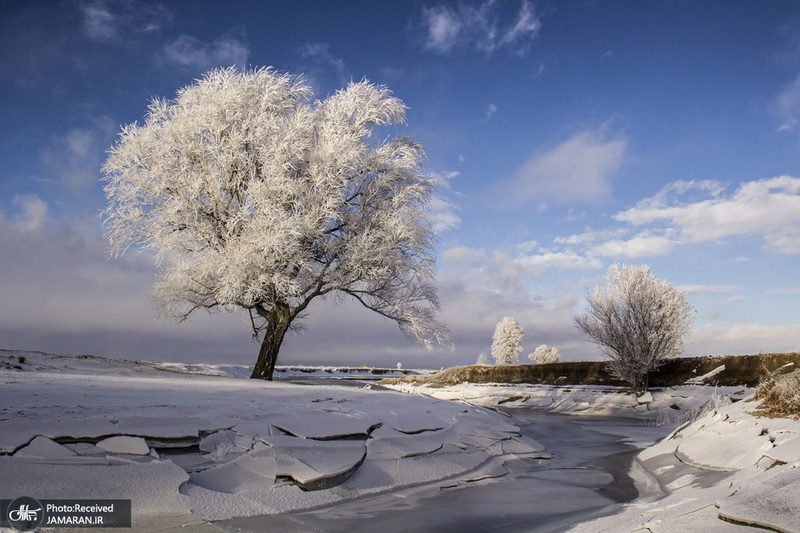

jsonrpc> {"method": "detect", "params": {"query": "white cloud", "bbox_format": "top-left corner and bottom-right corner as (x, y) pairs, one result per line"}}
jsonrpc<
(3, 195), (48, 233)
(484, 103), (498, 121)
(421, 1), (541, 55)
(163, 34), (249, 71)
(776, 74), (800, 133)
(592, 233), (675, 259)
(428, 171), (463, 233)
(616, 176), (800, 254)
(688, 323), (800, 356)
(441, 246), (485, 265)
(678, 284), (744, 295)
(40, 118), (115, 191)
(295, 42), (352, 97)
(79, 0), (171, 42)
(428, 196), (462, 232)
(422, 5), (463, 53)
(514, 128), (627, 204)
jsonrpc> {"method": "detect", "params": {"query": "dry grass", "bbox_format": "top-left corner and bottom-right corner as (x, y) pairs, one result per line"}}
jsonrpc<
(382, 353), (800, 390)
(753, 368), (800, 418)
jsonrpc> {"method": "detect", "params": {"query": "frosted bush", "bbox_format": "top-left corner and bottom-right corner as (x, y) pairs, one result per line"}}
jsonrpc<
(575, 263), (694, 392)
(529, 345), (560, 364)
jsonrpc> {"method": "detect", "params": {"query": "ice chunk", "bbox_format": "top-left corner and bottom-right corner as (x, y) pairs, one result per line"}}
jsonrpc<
(764, 435), (800, 465)
(97, 436), (151, 456)
(717, 467), (800, 533)
(675, 420), (773, 471)
(14, 436), (77, 458)
(199, 429), (235, 453)
(268, 411), (380, 440)
(259, 435), (367, 490)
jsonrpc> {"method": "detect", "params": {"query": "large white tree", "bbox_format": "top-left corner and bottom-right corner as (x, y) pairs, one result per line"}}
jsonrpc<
(102, 67), (449, 380)
(491, 316), (524, 365)
(575, 263), (695, 392)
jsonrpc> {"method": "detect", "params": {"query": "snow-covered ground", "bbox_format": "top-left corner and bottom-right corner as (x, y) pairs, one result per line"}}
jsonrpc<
(2, 350), (799, 532)
(0, 350), (545, 531)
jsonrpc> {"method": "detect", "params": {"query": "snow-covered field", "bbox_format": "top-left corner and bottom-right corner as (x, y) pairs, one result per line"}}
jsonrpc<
(0, 351), (546, 531)
(1, 350), (799, 532)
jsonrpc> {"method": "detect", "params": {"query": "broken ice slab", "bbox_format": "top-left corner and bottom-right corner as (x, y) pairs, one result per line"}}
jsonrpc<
(97, 435), (151, 455)
(485, 436), (551, 457)
(259, 435), (367, 490)
(717, 466), (800, 533)
(199, 429), (235, 453)
(14, 436), (77, 458)
(268, 411), (381, 440)
(675, 419), (773, 472)
(367, 433), (445, 460)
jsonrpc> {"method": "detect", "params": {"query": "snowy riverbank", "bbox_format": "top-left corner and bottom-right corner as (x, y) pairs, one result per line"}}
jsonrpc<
(2, 350), (799, 532)
(0, 351), (546, 531)
(386, 380), (800, 532)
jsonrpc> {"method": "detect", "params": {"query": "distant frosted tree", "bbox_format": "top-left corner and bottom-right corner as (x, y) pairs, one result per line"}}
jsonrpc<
(575, 263), (694, 393)
(491, 316), (524, 365)
(476, 352), (489, 365)
(529, 344), (560, 364)
(102, 67), (449, 381)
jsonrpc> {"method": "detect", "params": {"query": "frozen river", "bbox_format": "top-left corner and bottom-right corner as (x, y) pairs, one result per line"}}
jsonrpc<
(219, 408), (673, 533)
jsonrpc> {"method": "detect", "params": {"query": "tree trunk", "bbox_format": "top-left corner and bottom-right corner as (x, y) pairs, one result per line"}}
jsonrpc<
(250, 314), (290, 380)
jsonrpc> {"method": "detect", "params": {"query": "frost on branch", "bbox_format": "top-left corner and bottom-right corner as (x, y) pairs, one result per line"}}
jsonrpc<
(102, 67), (449, 380)
(491, 316), (524, 365)
(529, 345), (560, 364)
(574, 263), (694, 393)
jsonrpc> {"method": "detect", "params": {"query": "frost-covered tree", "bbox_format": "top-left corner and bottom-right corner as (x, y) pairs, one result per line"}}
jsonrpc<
(476, 352), (489, 366)
(102, 67), (449, 380)
(575, 263), (694, 393)
(491, 316), (524, 365)
(529, 344), (560, 364)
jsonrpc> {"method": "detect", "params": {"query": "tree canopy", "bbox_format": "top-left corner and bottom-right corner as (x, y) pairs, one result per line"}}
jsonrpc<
(102, 67), (449, 379)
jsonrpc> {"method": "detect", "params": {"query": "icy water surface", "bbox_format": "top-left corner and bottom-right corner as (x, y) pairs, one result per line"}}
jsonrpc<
(219, 408), (672, 533)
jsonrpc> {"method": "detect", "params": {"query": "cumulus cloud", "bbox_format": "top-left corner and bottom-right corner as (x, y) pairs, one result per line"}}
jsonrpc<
(421, 0), (541, 55)
(592, 233), (676, 259)
(615, 176), (800, 254)
(513, 128), (627, 205)
(163, 34), (249, 71)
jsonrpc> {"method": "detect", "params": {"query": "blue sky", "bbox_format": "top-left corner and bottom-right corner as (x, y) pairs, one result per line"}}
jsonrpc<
(3, 0), (800, 368)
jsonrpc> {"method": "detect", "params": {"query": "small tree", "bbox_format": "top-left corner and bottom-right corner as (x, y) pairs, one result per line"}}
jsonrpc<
(529, 344), (560, 364)
(491, 316), (524, 365)
(102, 67), (449, 380)
(476, 352), (489, 365)
(575, 263), (694, 393)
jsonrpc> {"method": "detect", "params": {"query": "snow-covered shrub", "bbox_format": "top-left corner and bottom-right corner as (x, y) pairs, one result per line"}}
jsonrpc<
(476, 353), (489, 366)
(529, 345), (560, 364)
(491, 316), (524, 365)
(575, 263), (694, 393)
(755, 368), (800, 418)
